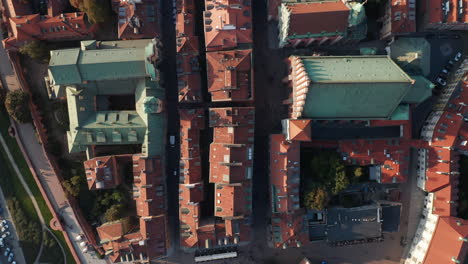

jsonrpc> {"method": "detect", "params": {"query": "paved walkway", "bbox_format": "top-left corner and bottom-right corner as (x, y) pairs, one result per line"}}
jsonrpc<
(15, 123), (108, 264)
(0, 31), (105, 264)
(0, 188), (27, 264)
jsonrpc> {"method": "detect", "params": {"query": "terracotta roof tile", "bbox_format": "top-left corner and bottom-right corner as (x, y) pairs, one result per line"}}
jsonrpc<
(206, 49), (253, 102)
(112, 0), (160, 39)
(3, 12), (92, 50)
(203, 0), (252, 51)
(424, 217), (468, 264)
(284, 2), (349, 36)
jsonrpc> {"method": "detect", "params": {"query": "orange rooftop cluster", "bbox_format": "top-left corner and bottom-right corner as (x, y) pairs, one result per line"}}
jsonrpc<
(204, 0), (254, 102)
(87, 154), (168, 263)
(112, 0), (160, 39)
(176, 0), (203, 103)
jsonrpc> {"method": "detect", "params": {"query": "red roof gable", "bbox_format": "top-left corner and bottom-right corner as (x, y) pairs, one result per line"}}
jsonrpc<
(84, 155), (130, 190)
(203, 0), (252, 51)
(112, 0), (160, 39)
(424, 217), (468, 264)
(206, 49), (253, 102)
(3, 12), (92, 51)
(284, 1), (349, 36)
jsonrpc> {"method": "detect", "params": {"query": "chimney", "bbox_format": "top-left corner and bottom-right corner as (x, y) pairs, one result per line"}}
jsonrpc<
(457, 220), (463, 226)
(451, 256), (460, 263)
(458, 236), (468, 242)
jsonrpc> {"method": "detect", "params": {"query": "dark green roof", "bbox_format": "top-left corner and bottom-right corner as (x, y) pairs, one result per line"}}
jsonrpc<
(298, 56), (414, 119)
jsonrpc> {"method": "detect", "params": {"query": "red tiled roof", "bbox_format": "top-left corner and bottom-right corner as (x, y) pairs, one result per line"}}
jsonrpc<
(3, 0), (32, 17)
(96, 154), (168, 262)
(214, 183), (251, 218)
(3, 12), (92, 50)
(47, 0), (66, 16)
(424, 217), (468, 264)
(208, 107), (254, 244)
(287, 119), (312, 141)
(339, 138), (412, 183)
(432, 184), (458, 216)
(176, 36), (202, 103)
(133, 155), (166, 217)
(209, 143), (253, 184)
(203, 0), (252, 51)
(112, 0), (160, 39)
(270, 134), (301, 214)
(206, 49), (253, 102)
(176, 0), (196, 38)
(284, 1), (349, 36)
(97, 221), (125, 242)
(430, 111), (464, 148)
(84, 155), (130, 190)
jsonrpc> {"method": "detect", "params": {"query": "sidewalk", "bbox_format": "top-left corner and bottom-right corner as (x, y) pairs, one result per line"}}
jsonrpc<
(15, 122), (107, 264)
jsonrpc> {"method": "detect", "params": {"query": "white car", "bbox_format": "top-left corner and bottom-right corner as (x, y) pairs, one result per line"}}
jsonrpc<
(436, 77), (447, 86)
(0, 220), (7, 227)
(0, 238), (4, 247)
(454, 52), (462, 62)
(4, 247), (10, 257)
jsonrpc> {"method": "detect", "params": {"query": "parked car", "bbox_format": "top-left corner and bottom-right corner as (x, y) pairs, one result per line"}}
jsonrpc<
(441, 68), (449, 75)
(454, 52), (463, 62)
(8, 252), (13, 259)
(0, 220), (7, 227)
(4, 247), (10, 257)
(169, 135), (175, 147)
(0, 238), (4, 247)
(436, 77), (447, 86)
(8, 255), (13, 263)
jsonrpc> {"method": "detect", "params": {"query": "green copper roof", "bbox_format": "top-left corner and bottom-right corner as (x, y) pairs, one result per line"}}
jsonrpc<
(52, 40), (165, 157)
(402, 75), (434, 104)
(299, 56), (414, 119)
(48, 40), (155, 86)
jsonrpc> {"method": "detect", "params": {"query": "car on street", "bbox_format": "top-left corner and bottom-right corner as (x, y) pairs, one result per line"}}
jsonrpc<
(4, 247), (10, 257)
(0, 220), (7, 227)
(454, 52), (463, 62)
(436, 77), (447, 86)
(1, 226), (8, 233)
(8, 255), (14, 263)
(0, 238), (4, 247)
(169, 135), (175, 147)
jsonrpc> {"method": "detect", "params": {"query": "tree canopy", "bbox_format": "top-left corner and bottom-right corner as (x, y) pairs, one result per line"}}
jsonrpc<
(304, 187), (329, 210)
(19, 41), (49, 62)
(4, 90), (31, 123)
(70, 0), (111, 24)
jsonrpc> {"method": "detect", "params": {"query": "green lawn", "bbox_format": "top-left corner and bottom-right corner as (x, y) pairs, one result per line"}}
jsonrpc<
(0, 110), (75, 264)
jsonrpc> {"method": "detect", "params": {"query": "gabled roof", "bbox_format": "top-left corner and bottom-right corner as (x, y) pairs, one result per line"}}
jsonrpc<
(112, 0), (160, 39)
(424, 217), (468, 264)
(206, 49), (253, 102)
(280, 1), (349, 37)
(97, 221), (125, 242)
(289, 56), (414, 119)
(84, 155), (129, 190)
(3, 12), (92, 51)
(203, 0), (252, 51)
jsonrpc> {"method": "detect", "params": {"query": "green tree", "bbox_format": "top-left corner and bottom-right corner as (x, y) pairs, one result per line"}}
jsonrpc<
(70, 0), (111, 24)
(103, 204), (123, 222)
(333, 166), (349, 195)
(304, 187), (329, 210)
(354, 167), (363, 178)
(19, 41), (49, 62)
(4, 90), (31, 123)
(62, 176), (83, 197)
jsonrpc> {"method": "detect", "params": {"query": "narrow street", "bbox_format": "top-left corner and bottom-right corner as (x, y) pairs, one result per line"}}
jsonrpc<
(160, 0), (181, 253)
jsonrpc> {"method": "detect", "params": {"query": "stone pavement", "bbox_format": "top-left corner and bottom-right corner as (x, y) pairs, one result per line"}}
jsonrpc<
(15, 122), (108, 264)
